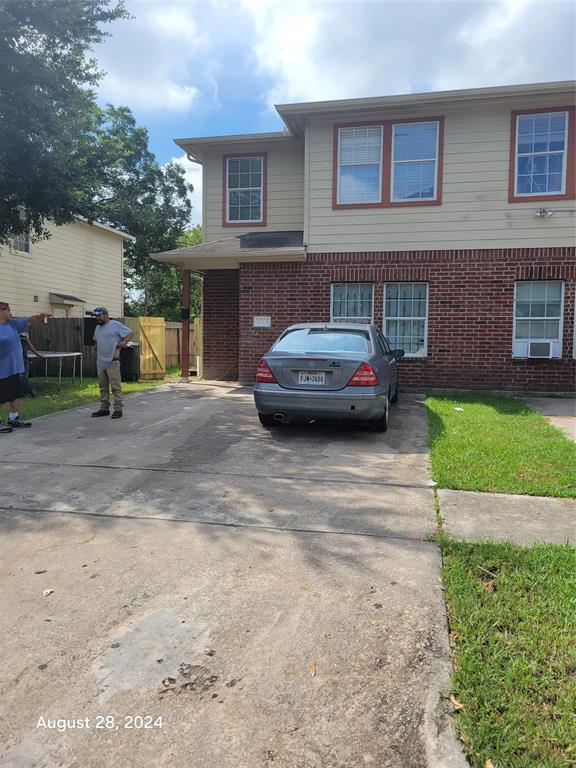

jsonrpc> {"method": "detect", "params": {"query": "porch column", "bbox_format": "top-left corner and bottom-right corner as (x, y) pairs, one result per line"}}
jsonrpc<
(180, 268), (191, 383)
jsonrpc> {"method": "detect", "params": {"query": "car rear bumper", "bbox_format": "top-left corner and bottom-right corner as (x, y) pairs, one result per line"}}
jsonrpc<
(254, 385), (387, 420)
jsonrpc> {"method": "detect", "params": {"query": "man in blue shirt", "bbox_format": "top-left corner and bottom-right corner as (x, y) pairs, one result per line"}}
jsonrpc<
(0, 301), (48, 433)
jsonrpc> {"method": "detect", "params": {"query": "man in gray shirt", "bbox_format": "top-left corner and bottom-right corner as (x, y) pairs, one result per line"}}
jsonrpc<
(91, 307), (134, 419)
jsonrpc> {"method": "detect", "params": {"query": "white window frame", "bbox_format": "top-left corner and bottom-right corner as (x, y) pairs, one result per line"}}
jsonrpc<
(226, 155), (264, 224)
(512, 280), (564, 359)
(514, 111), (569, 197)
(390, 122), (439, 202)
(383, 282), (429, 358)
(330, 283), (374, 323)
(336, 126), (383, 205)
(12, 233), (31, 254)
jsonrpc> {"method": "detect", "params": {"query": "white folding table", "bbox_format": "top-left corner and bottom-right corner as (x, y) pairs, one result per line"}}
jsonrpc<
(29, 351), (83, 392)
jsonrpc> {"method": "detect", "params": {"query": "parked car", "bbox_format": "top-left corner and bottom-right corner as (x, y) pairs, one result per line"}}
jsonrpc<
(253, 323), (404, 431)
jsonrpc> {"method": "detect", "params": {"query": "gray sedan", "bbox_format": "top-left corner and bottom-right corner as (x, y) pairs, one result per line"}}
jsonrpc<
(253, 323), (404, 431)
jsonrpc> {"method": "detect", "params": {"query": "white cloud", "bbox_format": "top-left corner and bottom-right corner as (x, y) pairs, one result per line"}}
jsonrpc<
(103, 77), (199, 111)
(96, 1), (209, 113)
(169, 154), (203, 227)
(242, 0), (575, 108)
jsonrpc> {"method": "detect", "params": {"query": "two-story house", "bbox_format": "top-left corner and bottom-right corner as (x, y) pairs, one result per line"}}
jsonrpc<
(154, 81), (576, 393)
(0, 218), (134, 318)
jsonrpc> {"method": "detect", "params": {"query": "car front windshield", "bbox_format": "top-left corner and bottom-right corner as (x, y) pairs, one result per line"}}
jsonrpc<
(274, 329), (371, 354)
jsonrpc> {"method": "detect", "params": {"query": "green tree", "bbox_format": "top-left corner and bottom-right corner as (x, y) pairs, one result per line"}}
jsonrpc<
(0, 0), (128, 242)
(124, 227), (203, 321)
(93, 106), (194, 317)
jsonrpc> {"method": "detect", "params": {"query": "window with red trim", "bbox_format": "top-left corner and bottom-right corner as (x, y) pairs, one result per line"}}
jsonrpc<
(333, 117), (443, 209)
(509, 107), (575, 202)
(224, 154), (266, 225)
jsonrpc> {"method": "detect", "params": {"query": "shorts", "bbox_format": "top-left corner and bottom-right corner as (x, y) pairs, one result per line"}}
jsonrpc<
(0, 374), (23, 404)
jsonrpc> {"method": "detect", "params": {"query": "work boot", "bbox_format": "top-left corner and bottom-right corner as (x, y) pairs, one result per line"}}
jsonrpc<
(91, 409), (110, 417)
(111, 410), (123, 419)
(9, 418), (31, 428)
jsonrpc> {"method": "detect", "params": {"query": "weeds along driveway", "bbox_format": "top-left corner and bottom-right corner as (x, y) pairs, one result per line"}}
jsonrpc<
(0, 384), (465, 768)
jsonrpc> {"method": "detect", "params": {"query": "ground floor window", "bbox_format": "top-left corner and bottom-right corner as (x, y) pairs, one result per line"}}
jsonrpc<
(331, 283), (374, 323)
(384, 282), (428, 356)
(513, 280), (564, 358)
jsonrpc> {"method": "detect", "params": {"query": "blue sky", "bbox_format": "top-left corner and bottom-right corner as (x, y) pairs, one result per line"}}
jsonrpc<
(92, 0), (575, 224)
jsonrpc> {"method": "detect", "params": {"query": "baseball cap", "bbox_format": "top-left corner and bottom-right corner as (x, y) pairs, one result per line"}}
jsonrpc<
(93, 306), (108, 315)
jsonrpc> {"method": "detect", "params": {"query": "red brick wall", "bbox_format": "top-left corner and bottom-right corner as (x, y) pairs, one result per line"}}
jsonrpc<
(202, 269), (239, 380)
(204, 249), (576, 392)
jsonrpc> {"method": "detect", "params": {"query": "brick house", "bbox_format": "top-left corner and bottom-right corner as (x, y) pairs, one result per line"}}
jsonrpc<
(154, 81), (576, 393)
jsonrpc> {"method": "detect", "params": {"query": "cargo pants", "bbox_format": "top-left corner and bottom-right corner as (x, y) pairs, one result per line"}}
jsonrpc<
(98, 359), (123, 411)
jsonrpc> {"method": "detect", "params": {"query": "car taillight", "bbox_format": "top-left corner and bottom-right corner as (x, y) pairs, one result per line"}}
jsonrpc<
(348, 362), (379, 386)
(256, 358), (277, 383)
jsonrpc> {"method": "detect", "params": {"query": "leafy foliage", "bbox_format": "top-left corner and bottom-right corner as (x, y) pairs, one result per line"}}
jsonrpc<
(0, 0), (129, 241)
(124, 227), (203, 320)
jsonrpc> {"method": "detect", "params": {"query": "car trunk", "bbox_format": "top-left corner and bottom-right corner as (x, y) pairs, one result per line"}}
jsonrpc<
(266, 353), (365, 391)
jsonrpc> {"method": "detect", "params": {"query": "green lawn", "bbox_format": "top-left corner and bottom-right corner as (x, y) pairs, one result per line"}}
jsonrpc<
(426, 394), (576, 498)
(4, 371), (185, 421)
(442, 539), (576, 768)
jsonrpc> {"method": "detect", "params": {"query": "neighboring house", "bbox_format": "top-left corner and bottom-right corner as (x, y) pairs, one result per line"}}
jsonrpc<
(154, 81), (576, 393)
(0, 218), (134, 318)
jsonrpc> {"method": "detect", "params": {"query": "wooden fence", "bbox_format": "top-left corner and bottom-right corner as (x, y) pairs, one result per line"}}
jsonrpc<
(165, 319), (201, 373)
(29, 316), (201, 380)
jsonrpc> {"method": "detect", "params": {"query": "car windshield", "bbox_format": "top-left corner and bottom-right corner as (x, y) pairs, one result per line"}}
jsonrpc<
(274, 329), (371, 354)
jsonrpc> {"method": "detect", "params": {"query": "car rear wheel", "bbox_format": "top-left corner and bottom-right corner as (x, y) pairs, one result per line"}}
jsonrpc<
(258, 412), (276, 428)
(366, 394), (389, 432)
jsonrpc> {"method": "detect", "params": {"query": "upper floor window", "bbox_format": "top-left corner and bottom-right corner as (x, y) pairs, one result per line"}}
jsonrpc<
(225, 154), (266, 225)
(333, 117), (443, 208)
(510, 108), (575, 202)
(12, 233), (30, 253)
(337, 126), (383, 204)
(331, 283), (374, 323)
(513, 281), (564, 358)
(391, 122), (439, 201)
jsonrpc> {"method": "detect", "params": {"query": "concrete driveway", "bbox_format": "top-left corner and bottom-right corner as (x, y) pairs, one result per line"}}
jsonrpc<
(0, 384), (465, 768)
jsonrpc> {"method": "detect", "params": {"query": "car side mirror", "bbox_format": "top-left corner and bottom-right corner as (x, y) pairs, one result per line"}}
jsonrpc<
(392, 349), (405, 359)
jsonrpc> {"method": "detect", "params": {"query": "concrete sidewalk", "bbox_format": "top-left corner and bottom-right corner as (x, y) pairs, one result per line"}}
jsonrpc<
(440, 489), (576, 545)
(0, 385), (467, 768)
(519, 396), (576, 442)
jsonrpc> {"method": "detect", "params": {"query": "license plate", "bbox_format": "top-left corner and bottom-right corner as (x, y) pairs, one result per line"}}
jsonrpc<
(298, 371), (325, 385)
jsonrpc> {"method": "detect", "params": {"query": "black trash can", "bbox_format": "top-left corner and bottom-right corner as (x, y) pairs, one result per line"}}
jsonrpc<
(120, 344), (140, 382)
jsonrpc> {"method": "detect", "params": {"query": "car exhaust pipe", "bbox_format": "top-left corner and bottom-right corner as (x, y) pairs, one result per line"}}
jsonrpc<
(273, 412), (287, 423)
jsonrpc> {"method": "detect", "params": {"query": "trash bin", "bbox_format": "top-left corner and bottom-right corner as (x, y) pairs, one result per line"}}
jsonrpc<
(120, 343), (140, 382)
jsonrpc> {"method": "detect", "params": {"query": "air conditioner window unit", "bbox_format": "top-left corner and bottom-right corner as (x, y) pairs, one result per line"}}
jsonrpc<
(528, 341), (552, 358)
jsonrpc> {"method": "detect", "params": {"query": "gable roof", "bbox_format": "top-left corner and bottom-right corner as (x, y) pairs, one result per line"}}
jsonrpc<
(176, 81), (576, 159)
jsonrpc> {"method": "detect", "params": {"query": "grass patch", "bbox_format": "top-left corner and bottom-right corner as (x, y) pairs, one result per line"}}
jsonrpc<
(442, 539), (576, 768)
(426, 394), (576, 498)
(4, 376), (166, 420)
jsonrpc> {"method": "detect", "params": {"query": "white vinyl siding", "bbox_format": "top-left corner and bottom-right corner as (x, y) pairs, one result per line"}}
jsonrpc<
(513, 281), (564, 358)
(331, 283), (374, 323)
(337, 126), (383, 204)
(305, 95), (576, 253)
(391, 122), (439, 201)
(226, 156), (263, 223)
(0, 220), (124, 317)
(515, 112), (568, 196)
(384, 283), (428, 356)
(203, 140), (304, 241)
